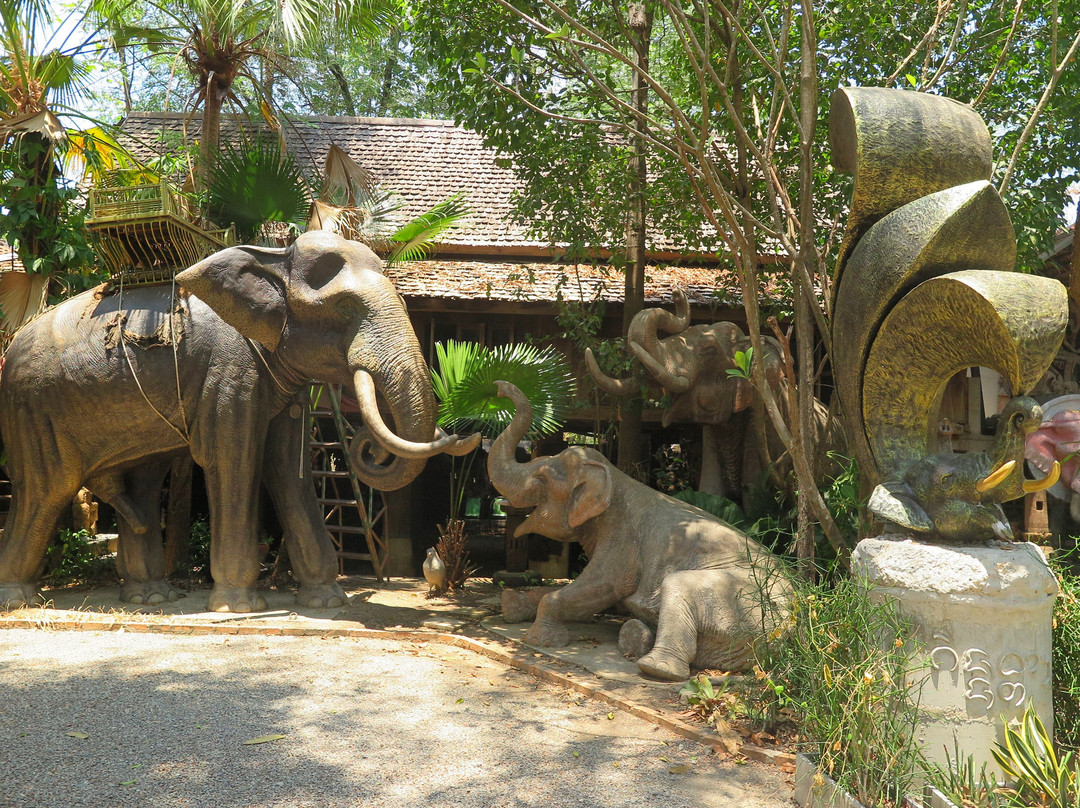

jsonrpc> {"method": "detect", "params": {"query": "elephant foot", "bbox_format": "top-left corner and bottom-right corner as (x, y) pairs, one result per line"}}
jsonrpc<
(0, 582), (39, 610)
(296, 582), (347, 609)
(208, 586), (267, 613)
(501, 589), (539, 623)
(618, 619), (655, 661)
(637, 648), (691, 682)
(523, 619), (570, 648)
(120, 580), (185, 606)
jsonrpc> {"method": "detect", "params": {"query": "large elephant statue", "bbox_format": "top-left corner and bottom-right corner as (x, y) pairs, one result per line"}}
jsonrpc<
(0, 231), (478, 612)
(488, 381), (790, 681)
(585, 288), (843, 501)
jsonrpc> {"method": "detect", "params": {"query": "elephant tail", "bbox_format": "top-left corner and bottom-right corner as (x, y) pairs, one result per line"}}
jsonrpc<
(828, 87), (1066, 491)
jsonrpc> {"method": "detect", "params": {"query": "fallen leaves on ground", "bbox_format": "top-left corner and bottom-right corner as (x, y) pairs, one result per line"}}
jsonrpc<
(243, 734), (286, 745)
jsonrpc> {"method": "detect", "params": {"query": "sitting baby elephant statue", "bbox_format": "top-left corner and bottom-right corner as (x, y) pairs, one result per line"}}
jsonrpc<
(488, 382), (791, 681)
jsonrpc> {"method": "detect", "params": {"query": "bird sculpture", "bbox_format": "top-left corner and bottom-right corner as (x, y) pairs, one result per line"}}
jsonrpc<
(829, 87), (1066, 542)
(422, 547), (447, 594)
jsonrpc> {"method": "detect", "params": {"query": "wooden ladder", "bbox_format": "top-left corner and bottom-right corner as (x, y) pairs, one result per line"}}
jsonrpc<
(309, 386), (389, 580)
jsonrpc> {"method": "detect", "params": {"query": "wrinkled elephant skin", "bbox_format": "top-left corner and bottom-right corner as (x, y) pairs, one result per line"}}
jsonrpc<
(489, 382), (790, 681)
(0, 232), (468, 612)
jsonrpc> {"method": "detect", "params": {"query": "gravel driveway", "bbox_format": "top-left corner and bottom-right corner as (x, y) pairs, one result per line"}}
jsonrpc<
(0, 629), (791, 808)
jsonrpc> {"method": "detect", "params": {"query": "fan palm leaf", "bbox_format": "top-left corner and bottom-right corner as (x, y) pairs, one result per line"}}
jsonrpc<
(207, 137), (311, 241)
(433, 340), (576, 440)
(387, 193), (468, 265)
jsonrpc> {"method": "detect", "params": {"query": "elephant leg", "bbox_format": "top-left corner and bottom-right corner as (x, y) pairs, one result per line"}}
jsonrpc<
(618, 618), (655, 661)
(637, 569), (756, 681)
(262, 407), (345, 609)
(500, 585), (561, 623)
(0, 416), (82, 608)
(113, 459), (183, 605)
(526, 565), (627, 648)
(0, 481), (79, 609)
(199, 425), (267, 614)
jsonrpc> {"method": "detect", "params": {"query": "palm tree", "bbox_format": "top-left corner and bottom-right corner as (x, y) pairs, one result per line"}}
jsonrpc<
(0, 0), (129, 339)
(91, 0), (399, 188)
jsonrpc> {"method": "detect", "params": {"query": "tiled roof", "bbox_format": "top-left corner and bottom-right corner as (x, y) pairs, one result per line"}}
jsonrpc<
(117, 113), (794, 306)
(120, 112), (552, 254)
(386, 258), (779, 308)
(117, 112), (720, 258)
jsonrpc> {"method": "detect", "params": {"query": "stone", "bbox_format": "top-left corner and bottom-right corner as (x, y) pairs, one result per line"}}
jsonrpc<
(853, 536), (1057, 780)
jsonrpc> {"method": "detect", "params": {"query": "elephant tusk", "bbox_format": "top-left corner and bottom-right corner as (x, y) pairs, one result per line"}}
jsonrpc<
(976, 459), (1016, 493)
(1022, 460), (1061, 494)
(584, 347), (635, 397)
(629, 340), (690, 393)
(354, 370), (480, 459)
(437, 427), (483, 456)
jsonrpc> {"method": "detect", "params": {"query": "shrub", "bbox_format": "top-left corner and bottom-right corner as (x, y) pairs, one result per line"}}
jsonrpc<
(748, 573), (928, 807)
(42, 529), (114, 585)
(1054, 553), (1080, 752)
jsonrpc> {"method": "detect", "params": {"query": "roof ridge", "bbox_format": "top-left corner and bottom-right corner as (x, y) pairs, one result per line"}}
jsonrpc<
(123, 110), (460, 128)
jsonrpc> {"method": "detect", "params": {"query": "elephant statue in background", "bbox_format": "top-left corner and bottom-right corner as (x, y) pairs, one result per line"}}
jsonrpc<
(585, 288), (844, 502)
(489, 381), (790, 681)
(0, 231), (479, 612)
(1026, 400), (1080, 522)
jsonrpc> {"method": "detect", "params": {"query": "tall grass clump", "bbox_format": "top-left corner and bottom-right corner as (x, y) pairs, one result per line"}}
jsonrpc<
(748, 572), (928, 807)
(1053, 551), (1080, 752)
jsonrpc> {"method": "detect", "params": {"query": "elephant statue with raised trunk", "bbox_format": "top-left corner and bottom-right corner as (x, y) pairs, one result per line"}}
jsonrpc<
(489, 381), (790, 681)
(585, 288), (843, 502)
(0, 231), (478, 611)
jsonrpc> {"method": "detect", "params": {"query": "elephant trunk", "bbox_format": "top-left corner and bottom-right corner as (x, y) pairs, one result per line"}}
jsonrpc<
(629, 290), (691, 393)
(634, 288), (690, 358)
(487, 381), (536, 505)
(348, 336), (479, 492)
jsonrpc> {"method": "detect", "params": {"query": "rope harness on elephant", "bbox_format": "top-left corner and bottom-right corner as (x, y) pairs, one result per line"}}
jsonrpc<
(114, 273), (192, 444)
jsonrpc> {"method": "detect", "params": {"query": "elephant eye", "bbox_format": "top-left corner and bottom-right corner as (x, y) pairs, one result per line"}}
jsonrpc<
(334, 296), (366, 318)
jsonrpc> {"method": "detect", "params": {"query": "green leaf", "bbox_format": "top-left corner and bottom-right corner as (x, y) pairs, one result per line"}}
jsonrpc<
(511, 45), (522, 64)
(906, 74), (917, 87)
(546, 23), (570, 39)
(473, 51), (487, 70)
(387, 193), (469, 265)
(431, 341), (576, 439)
(243, 734), (287, 745)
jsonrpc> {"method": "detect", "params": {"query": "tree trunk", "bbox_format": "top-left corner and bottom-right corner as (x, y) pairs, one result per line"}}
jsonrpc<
(795, 1), (821, 579)
(330, 64), (357, 117)
(617, 4), (652, 480)
(198, 83), (225, 192)
(377, 29), (402, 117)
(164, 456), (194, 577)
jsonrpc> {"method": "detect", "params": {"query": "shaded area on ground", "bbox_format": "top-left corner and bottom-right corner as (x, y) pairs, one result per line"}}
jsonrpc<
(0, 629), (792, 808)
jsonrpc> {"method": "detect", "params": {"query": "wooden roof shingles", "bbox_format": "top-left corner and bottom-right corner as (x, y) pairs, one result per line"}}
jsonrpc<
(118, 112), (777, 307)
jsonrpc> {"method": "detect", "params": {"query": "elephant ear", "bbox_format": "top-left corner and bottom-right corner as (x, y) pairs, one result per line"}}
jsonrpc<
(176, 245), (289, 351)
(567, 456), (613, 529)
(868, 481), (933, 533)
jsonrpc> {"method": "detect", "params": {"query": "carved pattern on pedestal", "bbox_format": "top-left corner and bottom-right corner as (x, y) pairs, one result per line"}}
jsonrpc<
(928, 633), (1042, 715)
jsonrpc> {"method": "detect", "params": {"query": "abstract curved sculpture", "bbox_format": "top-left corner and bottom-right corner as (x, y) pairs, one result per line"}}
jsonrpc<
(830, 87), (1067, 543)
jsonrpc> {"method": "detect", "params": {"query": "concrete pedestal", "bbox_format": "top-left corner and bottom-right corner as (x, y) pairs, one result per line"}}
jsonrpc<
(852, 538), (1058, 779)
